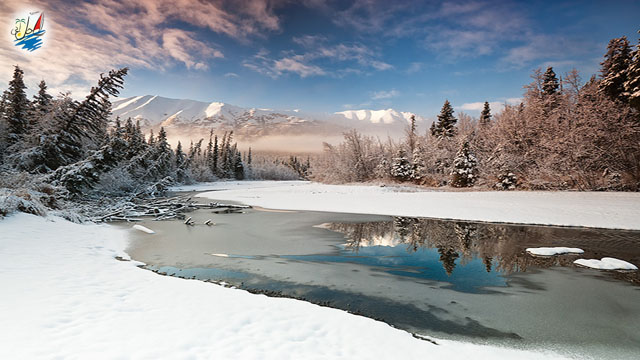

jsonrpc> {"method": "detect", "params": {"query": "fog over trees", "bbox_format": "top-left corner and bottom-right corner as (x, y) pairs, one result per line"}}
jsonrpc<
(312, 33), (640, 191)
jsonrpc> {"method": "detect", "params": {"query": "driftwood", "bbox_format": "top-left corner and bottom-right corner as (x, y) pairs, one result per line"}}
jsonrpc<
(92, 195), (251, 223)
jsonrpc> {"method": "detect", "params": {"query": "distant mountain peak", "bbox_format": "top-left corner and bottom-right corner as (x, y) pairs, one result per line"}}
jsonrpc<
(111, 95), (428, 139)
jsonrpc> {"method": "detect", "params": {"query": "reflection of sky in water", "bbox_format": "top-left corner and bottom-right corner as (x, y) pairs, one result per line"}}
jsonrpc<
(285, 244), (507, 293)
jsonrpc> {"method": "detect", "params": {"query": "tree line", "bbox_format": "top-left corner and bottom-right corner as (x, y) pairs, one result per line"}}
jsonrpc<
(0, 66), (257, 203)
(312, 32), (640, 190)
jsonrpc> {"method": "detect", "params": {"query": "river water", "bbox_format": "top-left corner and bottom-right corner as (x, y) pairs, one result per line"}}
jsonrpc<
(123, 198), (640, 359)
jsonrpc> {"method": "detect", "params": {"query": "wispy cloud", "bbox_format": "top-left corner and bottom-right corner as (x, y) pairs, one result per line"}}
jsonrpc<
(0, 0), (281, 96)
(274, 57), (326, 77)
(371, 89), (399, 100)
(243, 40), (392, 78)
(502, 34), (599, 68)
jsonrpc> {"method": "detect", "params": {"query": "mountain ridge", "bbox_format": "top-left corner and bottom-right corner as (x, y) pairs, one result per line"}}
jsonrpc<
(110, 95), (429, 146)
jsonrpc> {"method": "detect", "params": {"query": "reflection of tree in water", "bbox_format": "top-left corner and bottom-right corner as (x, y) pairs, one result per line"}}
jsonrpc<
(437, 247), (459, 275)
(325, 217), (640, 283)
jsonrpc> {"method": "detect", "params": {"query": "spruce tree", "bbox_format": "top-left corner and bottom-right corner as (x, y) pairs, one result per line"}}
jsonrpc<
(234, 151), (245, 180)
(151, 127), (174, 179)
(38, 68), (128, 171)
(542, 67), (560, 96)
(148, 129), (155, 146)
(410, 146), (426, 182)
(479, 101), (492, 125)
(624, 32), (640, 111)
(5, 66), (30, 144)
(430, 100), (457, 138)
(213, 135), (219, 176)
(450, 141), (478, 187)
(390, 149), (412, 181)
(31, 80), (52, 127)
(406, 114), (417, 153)
(600, 36), (632, 102)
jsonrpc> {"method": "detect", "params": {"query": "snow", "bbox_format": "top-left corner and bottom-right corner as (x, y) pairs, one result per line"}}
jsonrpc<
(111, 95), (143, 112)
(111, 95), (425, 135)
(187, 181), (640, 230)
(132, 224), (155, 234)
(0, 213), (569, 359)
(574, 257), (638, 271)
(526, 247), (584, 256)
(335, 108), (422, 125)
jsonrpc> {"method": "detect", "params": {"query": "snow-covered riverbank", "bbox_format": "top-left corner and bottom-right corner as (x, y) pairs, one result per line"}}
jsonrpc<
(0, 213), (571, 359)
(178, 181), (640, 230)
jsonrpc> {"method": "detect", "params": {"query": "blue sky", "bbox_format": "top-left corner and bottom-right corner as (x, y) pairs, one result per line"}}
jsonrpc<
(2, 0), (640, 117)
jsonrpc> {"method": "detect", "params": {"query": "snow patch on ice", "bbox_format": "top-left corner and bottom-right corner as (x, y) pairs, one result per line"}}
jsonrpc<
(574, 257), (638, 271)
(132, 224), (155, 234)
(526, 247), (584, 256)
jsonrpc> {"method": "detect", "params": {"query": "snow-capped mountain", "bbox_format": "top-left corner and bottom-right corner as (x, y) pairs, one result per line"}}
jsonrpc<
(111, 95), (427, 141)
(335, 109), (421, 125)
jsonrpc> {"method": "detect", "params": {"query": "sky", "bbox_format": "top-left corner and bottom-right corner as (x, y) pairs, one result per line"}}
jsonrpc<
(1, 0), (639, 118)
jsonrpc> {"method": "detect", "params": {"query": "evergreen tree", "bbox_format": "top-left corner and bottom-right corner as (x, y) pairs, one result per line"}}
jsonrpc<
(450, 141), (478, 187)
(146, 127), (174, 179)
(624, 31), (640, 111)
(130, 120), (146, 155)
(175, 141), (186, 167)
(147, 129), (155, 147)
(600, 36), (632, 102)
(212, 135), (219, 176)
(35, 67), (129, 171)
(542, 67), (560, 96)
(234, 151), (245, 180)
(430, 100), (457, 138)
(31, 80), (52, 126)
(5, 66), (30, 144)
(479, 101), (492, 126)
(174, 140), (188, 183)
(405, 114), (417, 153)
(410, 146), (426, 182)
(111, 117), (124, 139)
(390, 149), (412, 181)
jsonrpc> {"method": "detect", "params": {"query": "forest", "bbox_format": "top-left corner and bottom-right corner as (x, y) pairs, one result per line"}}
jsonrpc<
(312, 34), (640, 191)
(1, 33), (639, 219)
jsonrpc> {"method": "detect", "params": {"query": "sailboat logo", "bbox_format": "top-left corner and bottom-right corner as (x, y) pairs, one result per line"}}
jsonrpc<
(11, 12), (45, 52)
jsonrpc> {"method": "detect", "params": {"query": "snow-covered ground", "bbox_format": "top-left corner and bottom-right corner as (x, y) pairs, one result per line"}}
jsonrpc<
(0, 213), (570, 359)
(176, 181), (640, 230)
(574, 257), (638, 270)
(526, 247), (585, 256)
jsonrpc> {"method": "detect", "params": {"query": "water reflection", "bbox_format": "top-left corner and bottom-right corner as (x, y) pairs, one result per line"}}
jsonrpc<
(324, 217), (640, 284)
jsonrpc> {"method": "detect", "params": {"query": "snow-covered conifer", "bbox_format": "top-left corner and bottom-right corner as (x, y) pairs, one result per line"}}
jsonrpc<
(410, 146), (426, 182)
(5, 66), (30, 145)
(624, 32), (640, 111)
(542, 67), (560, 96)
(430, 100), (457, 138)
(234, 151), (245, 180)
(390, 149), (412, 181)
(600, 36), (631, 102)
(31, 80), (52, 127)
(450, 141), (478, 187)
(479, 101), (492, 126)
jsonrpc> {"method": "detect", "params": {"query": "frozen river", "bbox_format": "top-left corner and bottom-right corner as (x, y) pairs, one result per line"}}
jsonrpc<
(125, 198), (640, 360)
